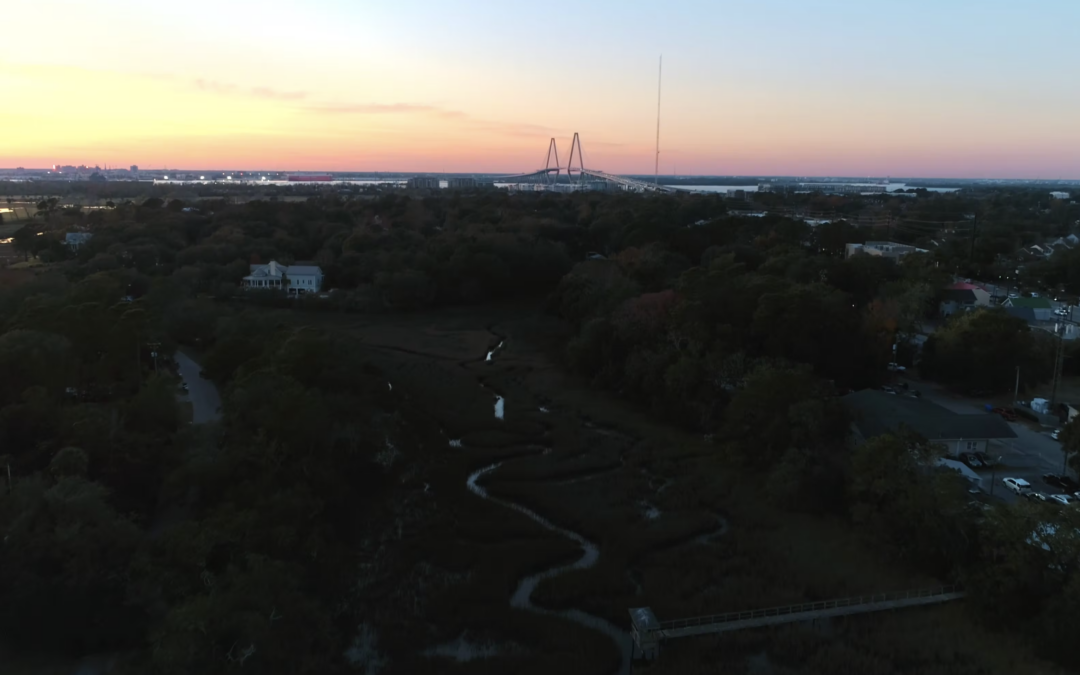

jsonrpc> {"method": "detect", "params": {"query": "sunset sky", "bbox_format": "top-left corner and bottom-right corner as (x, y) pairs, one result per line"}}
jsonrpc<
(3, 0), (1080, 177)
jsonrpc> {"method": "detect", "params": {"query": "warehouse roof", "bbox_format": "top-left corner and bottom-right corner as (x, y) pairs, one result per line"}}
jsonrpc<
(843, 389), (1017, 442)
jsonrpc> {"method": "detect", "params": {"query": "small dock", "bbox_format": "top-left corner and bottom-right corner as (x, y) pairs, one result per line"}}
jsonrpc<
(630, 585), (964, 661)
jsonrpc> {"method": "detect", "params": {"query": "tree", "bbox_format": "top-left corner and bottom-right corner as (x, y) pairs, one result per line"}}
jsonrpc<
(751, 282), (872, 387)
(965, 500), (1080, 667)
(814, 219), (864, 257)
(125, 376), (180, 437)
(848, 432), (976, 575)
(11, 225), (43, 260)
(722, 363), (847, 468)
(35, 197), (58, 221)
(0, 470), (142, 652)
(1060, 414), (1080, 475)
(921, 308), (1053, 394)
(0, 329), (72, 406)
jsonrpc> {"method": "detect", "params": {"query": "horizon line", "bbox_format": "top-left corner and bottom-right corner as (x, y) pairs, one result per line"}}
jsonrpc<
(3, 168), (1080, 184)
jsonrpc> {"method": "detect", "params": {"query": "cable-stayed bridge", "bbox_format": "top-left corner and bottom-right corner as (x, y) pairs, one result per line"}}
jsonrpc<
(497, 134), (675, 193)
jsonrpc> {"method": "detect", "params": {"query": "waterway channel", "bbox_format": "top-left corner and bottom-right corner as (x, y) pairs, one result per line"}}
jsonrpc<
(458, 333), (731, 673)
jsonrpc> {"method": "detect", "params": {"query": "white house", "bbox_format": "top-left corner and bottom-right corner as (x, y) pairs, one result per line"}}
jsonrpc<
(243, 260), (323, 295)
(845, 241), (929, 262)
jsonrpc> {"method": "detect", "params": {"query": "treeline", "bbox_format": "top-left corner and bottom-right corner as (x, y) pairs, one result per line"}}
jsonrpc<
(11, 180), (1080, 295)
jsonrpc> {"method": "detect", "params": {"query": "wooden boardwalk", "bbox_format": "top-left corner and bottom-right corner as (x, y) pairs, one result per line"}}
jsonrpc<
(630, 585), (965, 660)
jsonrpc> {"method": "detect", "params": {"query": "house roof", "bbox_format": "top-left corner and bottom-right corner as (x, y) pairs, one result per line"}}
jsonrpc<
(947, 282), (985, 291)
(1004, 306), (1037, 323)
(843, 389), (1017, 442)
(1005, 297), (1052, 309)
(247, 266), (284, 278)
(941, 289), (977, 304)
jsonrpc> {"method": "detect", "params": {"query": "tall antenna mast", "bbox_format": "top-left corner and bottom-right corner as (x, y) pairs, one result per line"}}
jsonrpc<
(655, 55), (662, 185)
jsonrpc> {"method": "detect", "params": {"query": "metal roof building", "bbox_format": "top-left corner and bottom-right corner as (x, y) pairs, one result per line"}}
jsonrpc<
(843, 389), (1016, 456)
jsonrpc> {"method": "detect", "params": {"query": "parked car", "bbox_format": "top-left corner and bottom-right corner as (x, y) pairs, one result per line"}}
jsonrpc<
(972, 452), (996, 467)
(887, 362), (906, 372)
(991, 407), (1017, 422)
(1042, 474), (1080, 492)
(179, 382), (189, 392)
(1027, 491), (1049, 502)
(1002, 477), (1032, 495)
(1048, 494), (1075, 506)
(960, 453), (984, 469)
(1050, 429), (1061, 440)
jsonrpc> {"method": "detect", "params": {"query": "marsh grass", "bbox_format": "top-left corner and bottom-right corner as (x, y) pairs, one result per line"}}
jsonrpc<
(257, 307), (1063, 675)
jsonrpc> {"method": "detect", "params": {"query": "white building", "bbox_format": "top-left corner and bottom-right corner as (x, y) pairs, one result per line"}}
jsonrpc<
(243, 260), (323, 295)
(1050, 191), (1071, 200)
(845, 241), (929, 261)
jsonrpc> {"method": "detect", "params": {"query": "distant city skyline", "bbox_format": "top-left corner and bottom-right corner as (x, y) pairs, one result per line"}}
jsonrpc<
(4, 0), (1080, 178)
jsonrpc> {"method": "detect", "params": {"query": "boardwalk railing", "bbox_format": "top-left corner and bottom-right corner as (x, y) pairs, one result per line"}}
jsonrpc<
(631, 586), (965, 661)
(659, 585), (962, 633)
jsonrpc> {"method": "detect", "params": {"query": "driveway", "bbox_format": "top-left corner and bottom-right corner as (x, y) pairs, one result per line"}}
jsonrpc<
(175, 351), (222, 424)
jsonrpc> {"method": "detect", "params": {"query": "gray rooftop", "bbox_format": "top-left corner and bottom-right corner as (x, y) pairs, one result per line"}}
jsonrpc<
(843, 389), (1017, 442)
(1003, 306), (1037, 323)
(941, 289), (977, 304)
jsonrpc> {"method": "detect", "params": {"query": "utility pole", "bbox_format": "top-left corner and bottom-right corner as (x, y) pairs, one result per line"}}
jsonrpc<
(1013, 366), (1020, 408)
(148, 342), (161, 375)
(1051, 323), (1066, 408)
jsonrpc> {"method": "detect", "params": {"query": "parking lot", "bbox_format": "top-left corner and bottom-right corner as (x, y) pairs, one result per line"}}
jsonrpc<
(896, 374), (1074, 504)
(982, 432), (1070, 503)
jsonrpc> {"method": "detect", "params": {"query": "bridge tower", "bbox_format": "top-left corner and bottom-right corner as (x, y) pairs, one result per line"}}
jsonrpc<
(542, 138), (560, 185)
(566, 132), (585, 185)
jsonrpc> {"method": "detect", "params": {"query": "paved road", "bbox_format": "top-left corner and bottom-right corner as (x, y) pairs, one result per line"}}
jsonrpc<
(896, 375), (1071, 503)
(175, 351), (222, 424)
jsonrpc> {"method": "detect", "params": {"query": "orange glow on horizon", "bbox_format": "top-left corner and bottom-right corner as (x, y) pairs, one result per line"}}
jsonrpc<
(4, 60), (1080, 178)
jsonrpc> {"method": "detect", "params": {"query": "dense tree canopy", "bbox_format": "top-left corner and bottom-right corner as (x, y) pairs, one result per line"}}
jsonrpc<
(0, 182), (1078, 671)
(921, 308), (1055, 394)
